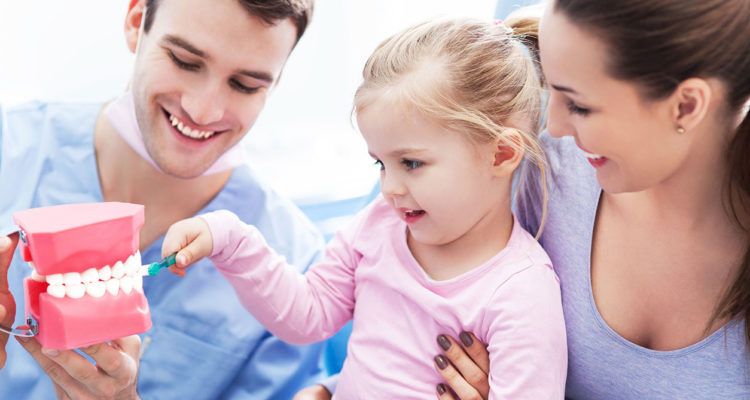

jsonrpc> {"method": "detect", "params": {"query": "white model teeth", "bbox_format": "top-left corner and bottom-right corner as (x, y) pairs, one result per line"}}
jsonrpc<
(47, 285), (66, 298)
(133, 274), (144, 292)
(86, 281), (106, 298)
(82, 268), (99, 284)
(46, 273), (64, 285)
(66, 283), (86, 299)
(582, 150), (604, 160)
(120, 276), (134, 294)
(169, 114), (216, 140)
(63, 272), (82, 286)
(99, 265), (112, 281)
(30, 252), (144, 299)
(112, 261), (125, 279)
(31, 269), (46, 282)
(106, 279), (120, 296)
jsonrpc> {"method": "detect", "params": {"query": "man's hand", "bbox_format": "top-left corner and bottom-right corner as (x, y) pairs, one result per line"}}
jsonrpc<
(0, 233), (19, 370)
(16, 335), (141, 400)
(293, 384), (332, 400)
(161, 217), (213, 277)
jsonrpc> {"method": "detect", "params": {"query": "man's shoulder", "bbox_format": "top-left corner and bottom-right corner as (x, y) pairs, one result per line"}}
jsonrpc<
(3, 100), (103, 141)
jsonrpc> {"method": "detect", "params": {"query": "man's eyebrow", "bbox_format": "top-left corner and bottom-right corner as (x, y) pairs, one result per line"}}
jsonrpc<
(162, 34), (275, 84)
(237, 69), (274, 84)
(163, 35), (206, 58)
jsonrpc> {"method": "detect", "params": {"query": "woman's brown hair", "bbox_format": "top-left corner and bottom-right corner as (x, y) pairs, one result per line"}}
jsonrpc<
(554, 0), (750, 345)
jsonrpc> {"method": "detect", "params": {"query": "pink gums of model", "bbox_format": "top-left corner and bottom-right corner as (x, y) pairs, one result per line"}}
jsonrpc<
(13, 202), (152, 350)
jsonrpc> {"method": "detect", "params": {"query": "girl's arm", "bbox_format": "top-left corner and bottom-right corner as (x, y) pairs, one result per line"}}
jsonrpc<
(163, 210), (361, 344)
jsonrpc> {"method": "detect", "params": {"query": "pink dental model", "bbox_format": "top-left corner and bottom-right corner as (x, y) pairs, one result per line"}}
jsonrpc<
(13, 202), (151, 350)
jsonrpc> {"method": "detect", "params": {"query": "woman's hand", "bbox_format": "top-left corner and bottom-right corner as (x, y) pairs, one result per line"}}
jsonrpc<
(16, 335), (142, 399)
(434, 332), (490, 400)
(0, 233), (19, 370)
(292, 384), (332, 400)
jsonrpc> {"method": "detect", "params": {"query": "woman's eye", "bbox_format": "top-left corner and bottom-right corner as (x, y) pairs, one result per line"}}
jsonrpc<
(402, 159), (423, 170)
(168, 51), (200, 71)
(566, 99), (591, 116)
(373, 160), (384, 171)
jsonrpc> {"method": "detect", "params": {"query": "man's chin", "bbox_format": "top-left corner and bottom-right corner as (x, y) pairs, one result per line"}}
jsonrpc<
(154, 158), (218, 180)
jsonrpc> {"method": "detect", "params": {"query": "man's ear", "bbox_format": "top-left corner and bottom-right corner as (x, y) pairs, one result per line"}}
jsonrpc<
(491, 131), (525, 177)
(124, 0), (147, 54)
(671, 77), (712, 133)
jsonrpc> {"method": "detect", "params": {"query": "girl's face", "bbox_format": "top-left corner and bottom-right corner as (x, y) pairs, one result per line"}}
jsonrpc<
(539, 7), (690, 194)
(357, 99), (512, 248)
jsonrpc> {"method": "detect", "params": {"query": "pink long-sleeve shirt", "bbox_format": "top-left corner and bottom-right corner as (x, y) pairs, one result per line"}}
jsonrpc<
(202, 196), (567, 399)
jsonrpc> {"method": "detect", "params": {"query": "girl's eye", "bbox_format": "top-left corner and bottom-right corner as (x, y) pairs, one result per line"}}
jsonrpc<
(373, 160), (384, 171)
(402, 159), (423, 170)
(566, 99), (591, 116)
(168, 51), (200, 71)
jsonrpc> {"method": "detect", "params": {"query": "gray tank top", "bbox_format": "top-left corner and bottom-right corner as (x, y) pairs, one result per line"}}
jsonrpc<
(515, 133), (749, 399)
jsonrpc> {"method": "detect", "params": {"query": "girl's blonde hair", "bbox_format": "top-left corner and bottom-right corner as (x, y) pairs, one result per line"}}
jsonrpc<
(354, 12), (548, 236)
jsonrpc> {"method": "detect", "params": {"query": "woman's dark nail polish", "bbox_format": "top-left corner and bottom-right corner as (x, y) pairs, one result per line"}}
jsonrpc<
(435, 355), (449, 370)
(459, 331), (473, 347)
(437, 334), (451, 351)
(437, 383), (447, 395)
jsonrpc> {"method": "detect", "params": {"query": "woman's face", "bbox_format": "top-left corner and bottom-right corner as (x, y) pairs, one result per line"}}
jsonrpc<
(538, 7), (690, 194)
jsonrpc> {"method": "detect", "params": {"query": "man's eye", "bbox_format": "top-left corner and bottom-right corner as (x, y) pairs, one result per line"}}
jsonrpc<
(168, 51), (200, 71)
(229, 79), (260, 94)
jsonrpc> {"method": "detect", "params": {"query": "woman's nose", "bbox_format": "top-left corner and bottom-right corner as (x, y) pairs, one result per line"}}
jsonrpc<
(546, 93), (574, 139)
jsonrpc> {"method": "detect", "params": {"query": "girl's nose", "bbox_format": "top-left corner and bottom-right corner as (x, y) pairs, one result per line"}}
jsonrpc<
(380, 172), (407, 197)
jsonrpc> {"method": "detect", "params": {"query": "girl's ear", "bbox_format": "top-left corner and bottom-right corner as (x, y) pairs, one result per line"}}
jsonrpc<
(491, 130), (525, 177)
(124, 0), (147, 54)
(671, 77), (712, 134)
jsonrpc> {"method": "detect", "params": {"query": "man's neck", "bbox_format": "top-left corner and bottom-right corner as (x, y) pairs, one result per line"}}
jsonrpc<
(93, 106), (232, 249)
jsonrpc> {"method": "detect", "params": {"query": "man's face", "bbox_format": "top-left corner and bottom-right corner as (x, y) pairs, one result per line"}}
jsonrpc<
(126, 0), (297, 178)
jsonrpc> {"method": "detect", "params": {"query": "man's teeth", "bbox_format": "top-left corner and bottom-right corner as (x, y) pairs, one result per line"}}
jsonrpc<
(37, 251), (144, 299)
(169, 114), (216, 140)
(582, 150), (604, 160)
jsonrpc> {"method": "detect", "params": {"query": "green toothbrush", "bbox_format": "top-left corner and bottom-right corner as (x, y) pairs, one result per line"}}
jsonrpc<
(141, 253), (178, 276)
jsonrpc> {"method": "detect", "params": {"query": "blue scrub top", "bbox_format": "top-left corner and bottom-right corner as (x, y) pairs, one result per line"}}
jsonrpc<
(0, 101), (327, 399)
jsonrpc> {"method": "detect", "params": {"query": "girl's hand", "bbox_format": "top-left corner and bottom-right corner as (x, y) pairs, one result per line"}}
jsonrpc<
(161, 217), (213, 277)
(434, 332), (490, 400)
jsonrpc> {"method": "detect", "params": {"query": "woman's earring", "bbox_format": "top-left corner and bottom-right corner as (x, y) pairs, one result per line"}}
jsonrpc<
(676, 126), (685, 134)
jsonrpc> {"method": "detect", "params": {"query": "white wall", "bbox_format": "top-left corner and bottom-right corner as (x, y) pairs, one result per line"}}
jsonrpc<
(0, 0), (497, 204)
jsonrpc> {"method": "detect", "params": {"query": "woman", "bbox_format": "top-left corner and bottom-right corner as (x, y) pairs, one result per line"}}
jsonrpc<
(296, 0), (750, 398)
(432, 0), (750, 398)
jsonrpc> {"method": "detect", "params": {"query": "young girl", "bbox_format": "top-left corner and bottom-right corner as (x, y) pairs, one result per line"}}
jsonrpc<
(162, 17), (566, 399)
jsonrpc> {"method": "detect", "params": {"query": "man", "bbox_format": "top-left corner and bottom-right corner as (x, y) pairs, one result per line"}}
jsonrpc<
(0, 0), (327, 398)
